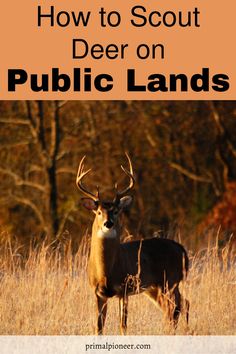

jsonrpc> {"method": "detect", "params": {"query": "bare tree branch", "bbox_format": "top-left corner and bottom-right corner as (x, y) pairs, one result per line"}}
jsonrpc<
(0, 141), (31, 149)
(56, 168), (76, 175)
(0, 118), (30, 125)
(25, 101), (51, 169)
(56, 150), (70, 162)
(205, 169), (221, 197)
(0, 197), (11, 204)
(57, 101), (68, 109)
(25, 101), (38, 129)
(37, 101), (47, 153)
(27, 165), (44, 174)
(0, 168), (46, 193)
(169, 162), (212, 183)
(2, 191), (46, 229)
(50, 102), (60, 159)
(25, 101), (39, 141)
(145, 128), (157, 148)
(16, 181), (46, 192)
(0, 168), (22, 182)
(57, 202), (76, 238)
(208, 101), (236, 158)
(10, 195), (46, 229)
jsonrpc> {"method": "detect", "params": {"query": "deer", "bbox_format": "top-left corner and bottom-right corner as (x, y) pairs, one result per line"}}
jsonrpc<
(76, 154), (189, 335)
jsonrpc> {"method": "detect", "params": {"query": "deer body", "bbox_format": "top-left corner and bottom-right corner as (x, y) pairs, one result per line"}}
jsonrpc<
(89, 233), (188, 297)
(76, 155), (189, 334)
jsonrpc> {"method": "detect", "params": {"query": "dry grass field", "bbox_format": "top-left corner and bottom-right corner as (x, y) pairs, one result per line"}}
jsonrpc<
(0, 234), (235, 335)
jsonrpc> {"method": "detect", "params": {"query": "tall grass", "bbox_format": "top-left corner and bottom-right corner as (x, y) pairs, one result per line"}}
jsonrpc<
(0, 234), (235, 335)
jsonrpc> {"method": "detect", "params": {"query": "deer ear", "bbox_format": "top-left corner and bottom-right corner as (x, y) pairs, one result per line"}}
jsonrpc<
(81, 198), (98, 211)
(119, 196), (133, 210)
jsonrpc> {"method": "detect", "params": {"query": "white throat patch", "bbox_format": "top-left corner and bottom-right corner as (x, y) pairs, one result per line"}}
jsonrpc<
(97, 227), (117, 239)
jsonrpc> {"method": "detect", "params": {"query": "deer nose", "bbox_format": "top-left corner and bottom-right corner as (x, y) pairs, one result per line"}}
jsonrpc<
(104, 220), (114, 229)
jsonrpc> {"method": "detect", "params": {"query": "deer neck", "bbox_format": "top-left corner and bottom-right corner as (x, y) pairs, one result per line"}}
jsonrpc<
(89, 218), (121, 282)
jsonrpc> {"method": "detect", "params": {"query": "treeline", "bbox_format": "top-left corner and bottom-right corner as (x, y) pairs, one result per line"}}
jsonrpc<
(0, 101), (236, 250)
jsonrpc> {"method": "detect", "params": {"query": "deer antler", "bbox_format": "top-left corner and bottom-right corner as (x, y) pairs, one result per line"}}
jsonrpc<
(114, 153), (135, 200)
(76, 156), (98, 201)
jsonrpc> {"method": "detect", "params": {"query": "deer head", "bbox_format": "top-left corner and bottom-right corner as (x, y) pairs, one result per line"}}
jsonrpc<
(76, 153), (135, 237)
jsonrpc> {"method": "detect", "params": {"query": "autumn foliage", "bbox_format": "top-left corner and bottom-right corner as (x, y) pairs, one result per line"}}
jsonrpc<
(0, 101), (236, 250)
(200, 182), (236, 241)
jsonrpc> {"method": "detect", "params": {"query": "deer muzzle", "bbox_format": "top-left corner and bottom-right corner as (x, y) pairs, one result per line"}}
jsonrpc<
(104, 220), (114, 229)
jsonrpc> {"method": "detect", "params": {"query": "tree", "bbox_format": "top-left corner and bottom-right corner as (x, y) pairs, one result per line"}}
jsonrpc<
(0, 101), (75, 239)
(1, 100), (236, 249)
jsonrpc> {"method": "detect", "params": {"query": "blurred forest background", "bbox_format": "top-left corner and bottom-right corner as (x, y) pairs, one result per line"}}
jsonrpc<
(0, 100), (236, 252)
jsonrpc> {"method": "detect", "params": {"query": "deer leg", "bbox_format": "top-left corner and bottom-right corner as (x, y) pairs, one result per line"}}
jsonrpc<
(119, 295), (128, 335)
(184, 298), (190, 325)
(145, 287), (177, 327)
(173, 288), (190, 327)
(96, 295), (108, 335)
(145, 287), (187, 331)
(172, 287), (181, 328)
(144, 287), (175, 328)
(145, 288), (169, 309)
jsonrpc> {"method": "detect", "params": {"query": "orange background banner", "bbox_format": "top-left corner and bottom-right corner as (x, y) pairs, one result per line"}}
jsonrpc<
(0, 0), (235, 99)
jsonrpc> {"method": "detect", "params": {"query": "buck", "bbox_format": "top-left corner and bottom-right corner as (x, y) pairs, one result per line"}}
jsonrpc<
(76, 154), (189, 335)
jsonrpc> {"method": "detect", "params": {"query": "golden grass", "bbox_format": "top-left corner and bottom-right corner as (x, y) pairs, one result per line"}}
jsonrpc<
(0, 236), (235, 335)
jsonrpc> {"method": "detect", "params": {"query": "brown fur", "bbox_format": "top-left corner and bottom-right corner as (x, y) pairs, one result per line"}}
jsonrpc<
(87, 205), (189, 335)
(77, 155), (189, 335)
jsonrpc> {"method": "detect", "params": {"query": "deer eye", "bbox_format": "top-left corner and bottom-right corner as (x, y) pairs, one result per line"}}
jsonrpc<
(97, 210), (102, 216)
